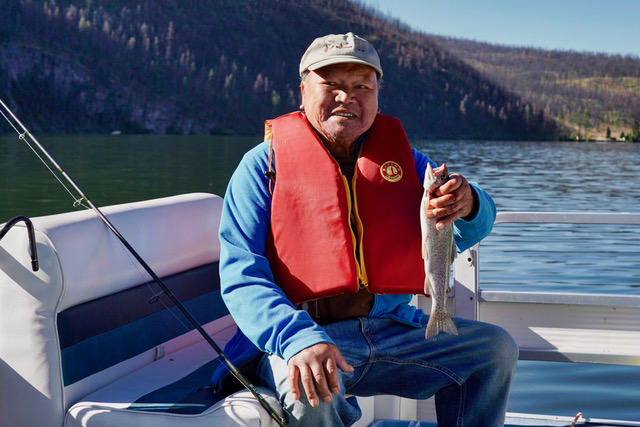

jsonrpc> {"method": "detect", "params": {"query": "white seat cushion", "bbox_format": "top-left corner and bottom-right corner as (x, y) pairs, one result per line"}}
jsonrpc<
(64, 333), (283, 427)
(66, 388), (282, 427)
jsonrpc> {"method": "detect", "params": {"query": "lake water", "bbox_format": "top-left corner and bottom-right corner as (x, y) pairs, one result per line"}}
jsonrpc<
(1, 134), (639, 421)
(414, 139), (640, 296)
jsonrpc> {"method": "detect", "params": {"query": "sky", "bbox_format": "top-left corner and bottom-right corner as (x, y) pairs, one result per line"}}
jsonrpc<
(359, 0), (640, 57)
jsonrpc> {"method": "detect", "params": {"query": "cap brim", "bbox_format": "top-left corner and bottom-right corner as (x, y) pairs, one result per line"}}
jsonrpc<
(306, 57), (383, 77)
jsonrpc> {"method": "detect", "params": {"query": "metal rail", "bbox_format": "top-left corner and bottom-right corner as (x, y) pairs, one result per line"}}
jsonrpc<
(453, 211), (640, 367)
(494, 211), (640, 225)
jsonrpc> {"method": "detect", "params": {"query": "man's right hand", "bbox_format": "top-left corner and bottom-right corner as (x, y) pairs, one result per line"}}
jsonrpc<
(287, 342), (354, 407)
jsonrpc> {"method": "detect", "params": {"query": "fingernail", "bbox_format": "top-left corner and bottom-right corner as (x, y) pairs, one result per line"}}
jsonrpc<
(310, 397), (319, 407)
(324, 395), (333, 403)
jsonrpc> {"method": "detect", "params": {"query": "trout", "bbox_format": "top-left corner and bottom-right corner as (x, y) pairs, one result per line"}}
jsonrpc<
(421, 163), (459, 339)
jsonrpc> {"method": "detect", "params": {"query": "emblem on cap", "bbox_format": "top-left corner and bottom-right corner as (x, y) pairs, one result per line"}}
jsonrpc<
(380, 161), (403, 182)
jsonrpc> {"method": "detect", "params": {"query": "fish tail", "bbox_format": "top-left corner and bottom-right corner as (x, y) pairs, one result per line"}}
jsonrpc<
(425, 313), (459, 340)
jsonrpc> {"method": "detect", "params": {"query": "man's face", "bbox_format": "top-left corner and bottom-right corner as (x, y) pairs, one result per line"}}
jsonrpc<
(301, 63), (379, 150)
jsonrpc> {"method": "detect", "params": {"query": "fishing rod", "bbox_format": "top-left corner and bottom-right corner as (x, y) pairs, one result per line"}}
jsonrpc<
(0, 98), (286, 427)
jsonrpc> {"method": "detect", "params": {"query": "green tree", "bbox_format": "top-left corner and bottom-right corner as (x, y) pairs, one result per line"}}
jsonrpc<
(271, 90), (281, 109)
(581, 109), (591, 135)
(78, 17), (90, 31)
(632, 120), (640, 141)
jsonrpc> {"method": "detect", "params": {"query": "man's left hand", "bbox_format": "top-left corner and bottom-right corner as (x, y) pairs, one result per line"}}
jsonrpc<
(427, 173), (475, 230)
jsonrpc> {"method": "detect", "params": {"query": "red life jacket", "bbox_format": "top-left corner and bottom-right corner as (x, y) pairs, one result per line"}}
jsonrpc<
(264, 111), (425, 304)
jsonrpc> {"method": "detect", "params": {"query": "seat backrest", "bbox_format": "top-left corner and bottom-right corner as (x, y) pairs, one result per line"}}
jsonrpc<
(0, 193), (223, 427)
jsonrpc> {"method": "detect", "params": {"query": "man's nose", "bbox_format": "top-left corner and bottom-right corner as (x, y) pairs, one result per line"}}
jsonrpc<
(334, 89), (351, 103)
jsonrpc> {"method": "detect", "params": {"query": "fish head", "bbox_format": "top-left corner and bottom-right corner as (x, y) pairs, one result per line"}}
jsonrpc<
(424, 163), (450, 191)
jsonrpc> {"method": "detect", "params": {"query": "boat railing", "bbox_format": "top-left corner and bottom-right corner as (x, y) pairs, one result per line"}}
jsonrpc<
(451, 211), (640, 367)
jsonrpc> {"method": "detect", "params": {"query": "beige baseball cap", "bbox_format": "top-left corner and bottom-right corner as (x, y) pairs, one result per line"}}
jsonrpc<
(299, 32), (383, 78)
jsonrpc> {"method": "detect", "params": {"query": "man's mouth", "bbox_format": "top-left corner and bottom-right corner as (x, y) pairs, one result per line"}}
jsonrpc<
(332, 112), (356, 118)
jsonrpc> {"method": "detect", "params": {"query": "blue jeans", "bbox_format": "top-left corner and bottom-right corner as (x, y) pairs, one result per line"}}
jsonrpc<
(256, 316), (518, 427)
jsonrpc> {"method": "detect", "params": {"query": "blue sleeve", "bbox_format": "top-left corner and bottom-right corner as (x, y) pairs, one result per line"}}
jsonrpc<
(412, 148), (496, 253)
(218, 142), (333, 363)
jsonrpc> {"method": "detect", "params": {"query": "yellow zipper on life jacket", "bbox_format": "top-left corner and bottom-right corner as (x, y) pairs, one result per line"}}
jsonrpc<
(347, 146), (369, 289)
(340, 173), (367, 290)
(324, 139), (368, 291)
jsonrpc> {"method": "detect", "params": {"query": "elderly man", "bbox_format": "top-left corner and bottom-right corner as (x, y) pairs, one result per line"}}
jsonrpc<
(213, 32), (518, 426)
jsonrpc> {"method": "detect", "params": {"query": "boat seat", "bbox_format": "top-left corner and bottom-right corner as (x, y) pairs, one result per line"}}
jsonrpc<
(65, 334), (280, 427)
(0, 193), (283, 427)
(64, 322), (281, 427)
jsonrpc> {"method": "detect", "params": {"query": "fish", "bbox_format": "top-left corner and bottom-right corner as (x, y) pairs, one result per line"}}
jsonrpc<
(420, 163), (459, 339)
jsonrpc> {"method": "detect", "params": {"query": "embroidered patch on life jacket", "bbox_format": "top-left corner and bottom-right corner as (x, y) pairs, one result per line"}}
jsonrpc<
(380, 161), (403, 182)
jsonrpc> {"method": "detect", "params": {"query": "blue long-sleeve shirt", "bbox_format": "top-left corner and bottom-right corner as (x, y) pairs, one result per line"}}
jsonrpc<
(216, 140), (496, 368)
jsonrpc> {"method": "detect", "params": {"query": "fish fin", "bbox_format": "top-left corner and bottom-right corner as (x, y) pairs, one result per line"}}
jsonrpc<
(446, 237), (455, 295)
(425, 312), (459, 340)
(424, 277), (431, 297)
(448, 235), (456, 265)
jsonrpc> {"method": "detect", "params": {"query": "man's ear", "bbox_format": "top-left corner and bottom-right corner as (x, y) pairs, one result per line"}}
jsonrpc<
(299, 81), (306, 108)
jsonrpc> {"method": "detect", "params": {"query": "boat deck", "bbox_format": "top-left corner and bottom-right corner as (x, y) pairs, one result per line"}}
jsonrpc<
(2, 199), (638, 427)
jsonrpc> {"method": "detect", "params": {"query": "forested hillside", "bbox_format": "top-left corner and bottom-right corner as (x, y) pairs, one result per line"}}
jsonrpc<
(0, 0), (556, 139)
(432, 36), (640, 141)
